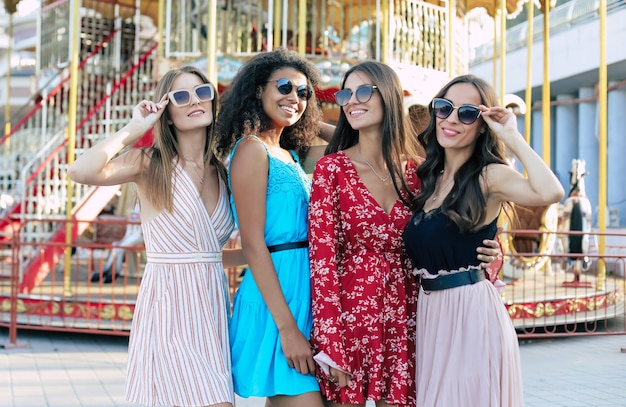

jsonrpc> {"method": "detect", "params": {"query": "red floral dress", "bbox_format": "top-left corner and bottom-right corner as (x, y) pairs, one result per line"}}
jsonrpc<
(309, 151), (420, 406)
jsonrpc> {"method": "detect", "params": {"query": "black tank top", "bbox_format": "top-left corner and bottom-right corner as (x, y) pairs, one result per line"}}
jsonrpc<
(403, 207), (498, 273)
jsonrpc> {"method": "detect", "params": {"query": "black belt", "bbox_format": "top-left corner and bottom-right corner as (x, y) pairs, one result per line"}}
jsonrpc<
(267, 240), (309, 253)
(420, 268), (486, 291)
(239, 241), (310, 278)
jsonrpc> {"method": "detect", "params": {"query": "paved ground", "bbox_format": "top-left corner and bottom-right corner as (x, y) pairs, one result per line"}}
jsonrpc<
(2, 327), (626, 407)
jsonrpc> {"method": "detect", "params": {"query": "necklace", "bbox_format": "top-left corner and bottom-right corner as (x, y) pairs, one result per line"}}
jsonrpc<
(432, 171), (454, 201)
(183, 156), (206, 184)
(356, 144), (391, 183)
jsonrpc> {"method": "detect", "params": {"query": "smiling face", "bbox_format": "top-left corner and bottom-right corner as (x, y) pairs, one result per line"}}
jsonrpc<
(435, 82), (484, 152)
(167, 73), (214, 133)
(260, 67), (309, 130)
(341, 71), (383, 133)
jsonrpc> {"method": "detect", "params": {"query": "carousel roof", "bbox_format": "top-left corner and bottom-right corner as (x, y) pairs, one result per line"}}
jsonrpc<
(464, 0), (556, 17)
(49, 0), (552, 24)
(465, 0), (526, 17)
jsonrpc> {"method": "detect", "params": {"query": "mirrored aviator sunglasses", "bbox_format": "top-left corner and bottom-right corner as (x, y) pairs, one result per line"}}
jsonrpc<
(334, 85), (378, 107)
(270, 78), (313, 101)
(168, 84), (215, 107)
(431, 97), (481, 125)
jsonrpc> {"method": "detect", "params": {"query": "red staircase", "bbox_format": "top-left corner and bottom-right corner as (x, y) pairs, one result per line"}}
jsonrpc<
(0, 0), (157, 293)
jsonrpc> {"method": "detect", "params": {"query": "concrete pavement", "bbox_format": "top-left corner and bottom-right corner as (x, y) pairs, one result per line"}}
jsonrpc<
(2, 327), (626, 407)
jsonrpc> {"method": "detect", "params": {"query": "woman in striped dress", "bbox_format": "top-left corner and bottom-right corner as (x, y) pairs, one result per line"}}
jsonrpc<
(69, 66), (244, 407)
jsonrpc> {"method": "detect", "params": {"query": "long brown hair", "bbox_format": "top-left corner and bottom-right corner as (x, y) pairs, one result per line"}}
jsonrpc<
(412, 74), (510, 231)
(325, 60), (419, 203)
(142, 66), (224, 212)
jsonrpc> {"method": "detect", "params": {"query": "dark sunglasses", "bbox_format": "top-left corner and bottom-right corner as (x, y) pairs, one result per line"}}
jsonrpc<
(168, 84), (215, 107)
(334, 85), (378, 106)
(431, 98), (482, 125)
(268, 78), (313, 101)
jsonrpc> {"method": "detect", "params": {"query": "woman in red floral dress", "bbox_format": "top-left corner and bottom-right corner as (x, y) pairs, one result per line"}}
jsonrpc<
(309, 61), (501, 407)
(309, 61), (420, 407)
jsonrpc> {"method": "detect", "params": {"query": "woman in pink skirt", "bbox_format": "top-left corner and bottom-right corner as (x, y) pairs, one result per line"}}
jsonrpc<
(403, 74), (564, 407)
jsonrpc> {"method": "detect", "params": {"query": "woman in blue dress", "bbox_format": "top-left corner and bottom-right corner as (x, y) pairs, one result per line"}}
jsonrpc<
(215, 48), (331, 407)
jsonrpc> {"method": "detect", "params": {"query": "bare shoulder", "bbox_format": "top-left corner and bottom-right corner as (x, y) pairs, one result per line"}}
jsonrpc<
(231, 136), (267, 161)
(483, 162), (520, 184)
(229, 137), (269, 177)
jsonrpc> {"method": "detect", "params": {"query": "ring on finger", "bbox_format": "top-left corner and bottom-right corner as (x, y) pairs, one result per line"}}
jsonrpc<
(328, 376), (337, 383)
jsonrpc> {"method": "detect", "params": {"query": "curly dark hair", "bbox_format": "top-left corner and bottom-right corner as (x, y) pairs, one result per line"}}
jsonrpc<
(215, 48), (323, 158)
(412, 74), (510, 231)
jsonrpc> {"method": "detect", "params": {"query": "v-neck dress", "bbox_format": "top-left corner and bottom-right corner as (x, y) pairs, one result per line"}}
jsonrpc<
(125, 162), (235, 407)
(309, 151), (420, 406)
(228, 136), (319, 397)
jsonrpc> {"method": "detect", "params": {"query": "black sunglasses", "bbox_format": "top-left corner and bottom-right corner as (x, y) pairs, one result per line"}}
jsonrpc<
(168, 84), (215, 107)
(431, 98), (482, 125)
(334, 85), (378, 106)
(268, 78), (313, 101)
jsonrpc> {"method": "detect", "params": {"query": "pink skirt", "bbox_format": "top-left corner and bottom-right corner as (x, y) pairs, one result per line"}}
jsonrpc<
(415, 278), (524, 407)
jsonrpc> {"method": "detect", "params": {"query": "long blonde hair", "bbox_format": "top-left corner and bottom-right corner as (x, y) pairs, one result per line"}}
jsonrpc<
(142, 66), (224, 212)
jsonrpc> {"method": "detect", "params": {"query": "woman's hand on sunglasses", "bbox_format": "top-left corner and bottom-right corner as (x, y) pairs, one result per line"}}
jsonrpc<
(480, 106), (522, 145)
(125, 96), (169, 141)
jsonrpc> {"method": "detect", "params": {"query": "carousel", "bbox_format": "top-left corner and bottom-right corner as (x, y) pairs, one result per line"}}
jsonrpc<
(0, 0), (624, 342)
(500, 157), (624, 333)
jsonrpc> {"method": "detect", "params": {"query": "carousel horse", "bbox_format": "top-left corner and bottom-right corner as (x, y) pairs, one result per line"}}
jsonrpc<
(558, 159), (593, 287)
(499, 202), (560, 279)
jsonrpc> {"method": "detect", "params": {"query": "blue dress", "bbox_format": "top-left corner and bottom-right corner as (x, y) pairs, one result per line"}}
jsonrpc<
(228, 136), (319, 397)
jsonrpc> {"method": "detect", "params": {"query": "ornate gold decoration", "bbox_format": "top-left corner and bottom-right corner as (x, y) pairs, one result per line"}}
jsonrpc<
(506, 290), (622, 320)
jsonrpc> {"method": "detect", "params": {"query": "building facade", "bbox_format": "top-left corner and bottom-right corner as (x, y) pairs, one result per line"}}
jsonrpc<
(470, 0), (626, 227)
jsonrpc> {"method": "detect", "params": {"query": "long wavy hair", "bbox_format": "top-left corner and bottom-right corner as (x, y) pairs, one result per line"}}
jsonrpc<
(325, 60), (419, 203)
(215, 48), (323, 159)
(412, 74), (510, 231)
(142, 66), (224, 212)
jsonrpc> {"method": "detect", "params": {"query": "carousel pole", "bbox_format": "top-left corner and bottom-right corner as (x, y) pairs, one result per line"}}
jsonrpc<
(596, 0), (607, 291)
(380, 0), (388, 63)
(447, 0), (454, 75)
(206, 0), (217, 84)
(0, 0), (26, 350)
(272, 0), (282, 50)
(64, 0), (82, 297)
(540, 0), (551, 166)
(4, 11), (12, 140)
(157, 0), (164, 59)
(499, 0), (506, 105)
(492, 1), (498, 89)
(297, 0), (306, 54)
(524, 0), (534, 145)
(276, 0), (284, 48)
(267, 0), (274, 50)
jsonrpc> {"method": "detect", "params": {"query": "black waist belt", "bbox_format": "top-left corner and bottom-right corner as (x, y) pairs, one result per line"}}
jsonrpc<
(267, 240), (309, 253)
(420, 268), (486, 291)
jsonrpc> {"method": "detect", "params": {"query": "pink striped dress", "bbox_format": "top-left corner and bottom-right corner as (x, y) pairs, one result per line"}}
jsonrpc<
(125, 163), (235, 407)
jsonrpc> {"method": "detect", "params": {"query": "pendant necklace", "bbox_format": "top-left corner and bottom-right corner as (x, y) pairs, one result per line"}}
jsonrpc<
(183, 156), (206, 184)
(432, 171), (454, 201)
(356, 144), (390, 183)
